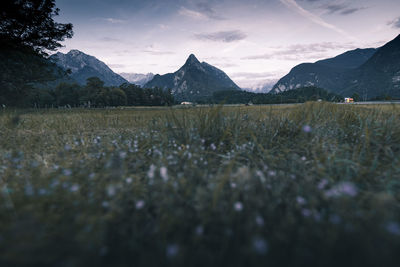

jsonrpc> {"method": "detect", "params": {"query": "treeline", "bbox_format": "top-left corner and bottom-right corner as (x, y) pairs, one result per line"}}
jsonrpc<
(26, 77), (174, 108)
(211, 86), (343, 104)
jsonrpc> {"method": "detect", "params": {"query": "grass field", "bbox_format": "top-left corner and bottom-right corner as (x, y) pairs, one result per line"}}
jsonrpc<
(0, 102), (400, 267)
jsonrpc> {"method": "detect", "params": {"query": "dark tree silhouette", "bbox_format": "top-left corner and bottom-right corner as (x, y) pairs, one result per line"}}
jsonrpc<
(0, 0), (73, 54)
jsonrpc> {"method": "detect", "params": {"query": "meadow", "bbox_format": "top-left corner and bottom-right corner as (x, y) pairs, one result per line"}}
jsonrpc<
(0, 102), (399, 267)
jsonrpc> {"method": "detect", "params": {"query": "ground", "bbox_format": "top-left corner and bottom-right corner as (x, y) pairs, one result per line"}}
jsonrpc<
(0, 102), (399, 267)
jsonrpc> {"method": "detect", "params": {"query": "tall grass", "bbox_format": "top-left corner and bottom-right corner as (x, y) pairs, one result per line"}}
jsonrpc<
(0, 103), (399, 267)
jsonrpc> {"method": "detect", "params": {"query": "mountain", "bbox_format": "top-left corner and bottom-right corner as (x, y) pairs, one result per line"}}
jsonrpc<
(243, 79), (278, 93)
(144, 54), (241, 101)
(50, 50), (127, 86)
(119, 73), (154, 86)
(272, 34), (400, 99)
(339, 34), (400, 99)
(272, 48), (377, 94)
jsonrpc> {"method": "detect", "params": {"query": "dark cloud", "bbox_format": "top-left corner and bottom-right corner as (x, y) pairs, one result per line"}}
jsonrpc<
(388, 17), (400, 28)
(242, 42), (356, 60)
(194, 30), (247, 43)
(322, 3), (366, 16)
(196, 2), (225, 20)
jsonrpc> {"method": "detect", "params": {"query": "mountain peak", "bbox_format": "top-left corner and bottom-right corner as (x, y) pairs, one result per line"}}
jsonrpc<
(185, 54), (200, 65)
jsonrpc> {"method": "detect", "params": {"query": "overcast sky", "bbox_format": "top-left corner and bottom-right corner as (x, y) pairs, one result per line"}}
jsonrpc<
(56, 0), (400, 88)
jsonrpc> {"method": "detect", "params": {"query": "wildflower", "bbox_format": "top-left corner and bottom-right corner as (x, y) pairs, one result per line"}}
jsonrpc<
(318, 179), (329, 190)
(230, 182), (237, 189)
(195, 225), (204, 236)
(125, 177), (133, 184)
(135, 200), (145, 210)
(325, 182), (358, 198)
(296, 196), (306, 205)
(386, 222), (400, 236)
(210, 143), (217, 150)
(166, 244), (179, 259)
(268, 170), (276, 177)
(64, 144), (72, 151)
(63, 169), (72, 176)
(302, 208), (311, 217)
(255, 215), (265, 226)
(252, 237), (268, 254)
(329, 214), (341, 224)
(301, 156), (307, 161)
(234, 201), (243, 212)
(38, 188), (47, 196)
(160, 166), (169, 182)
(148, 164), (156, 179)
(70, 184), (80, 193)
(303, 125), (312, 133)
(106, 185), (116, 197)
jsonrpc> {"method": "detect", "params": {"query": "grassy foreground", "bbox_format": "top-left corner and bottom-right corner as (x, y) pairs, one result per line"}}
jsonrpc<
(0, 103), (400, 267)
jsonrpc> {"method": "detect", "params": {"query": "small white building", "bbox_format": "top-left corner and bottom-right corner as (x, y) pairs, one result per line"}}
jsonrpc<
(181, 102), (193, 105)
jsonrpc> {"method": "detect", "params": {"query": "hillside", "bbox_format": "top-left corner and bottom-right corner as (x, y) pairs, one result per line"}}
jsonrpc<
(272, 48), (377, 94)
(272, 34), (400, 99)
(340, 34), (400, 99)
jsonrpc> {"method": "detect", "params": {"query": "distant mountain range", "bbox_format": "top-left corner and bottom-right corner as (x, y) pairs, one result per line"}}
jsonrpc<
(272, 34), (400, 99)
(144, 54), (240, 101)
(50, 50), (127, 86)
(119, 73), (154, 86)
(243, 79), (278, 93)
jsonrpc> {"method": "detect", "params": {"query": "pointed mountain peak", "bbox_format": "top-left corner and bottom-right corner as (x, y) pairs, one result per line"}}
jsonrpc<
(185, 54), (200, 65)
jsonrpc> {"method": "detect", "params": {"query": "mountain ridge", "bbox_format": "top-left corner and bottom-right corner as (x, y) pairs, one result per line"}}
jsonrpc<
(50, 50), (127, 86)
(272, 34), (400, 99)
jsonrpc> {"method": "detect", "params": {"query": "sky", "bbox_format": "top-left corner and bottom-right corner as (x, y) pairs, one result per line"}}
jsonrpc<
(56, 0), (400, 89)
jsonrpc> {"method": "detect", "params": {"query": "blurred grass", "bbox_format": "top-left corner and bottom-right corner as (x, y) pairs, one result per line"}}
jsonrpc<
(0, 102), (399, 267)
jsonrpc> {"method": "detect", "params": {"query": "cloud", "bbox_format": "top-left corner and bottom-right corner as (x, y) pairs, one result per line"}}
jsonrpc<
(179, 7), (207, 20)
(108, 64), (126, 69)
(179, 3), (225, 20)
(194, 30), (247, 43)
(99, 37), (121, 42)
(230, 72), (277, 79)
(104, 18), (126, 24)
(196, 2), (225, 20)
(388, 17), (400, 28)
(242, 42), (356, 61)
(143, 45), (175, 55)
(279, 0), (352, 39)
(322, 3), (366, 16)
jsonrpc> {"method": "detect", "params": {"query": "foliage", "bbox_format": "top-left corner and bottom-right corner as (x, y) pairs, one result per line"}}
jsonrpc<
(12, 77), (176, 108)
(0, 103), (399, 266)
(212, 86), (343, 104)
(0, 0), (73, 54)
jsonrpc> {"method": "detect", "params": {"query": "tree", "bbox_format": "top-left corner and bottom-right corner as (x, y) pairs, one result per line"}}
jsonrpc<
(0, 0), (73, 54)
(54, 82), (80, 107)
(351, 92), (360, 102)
